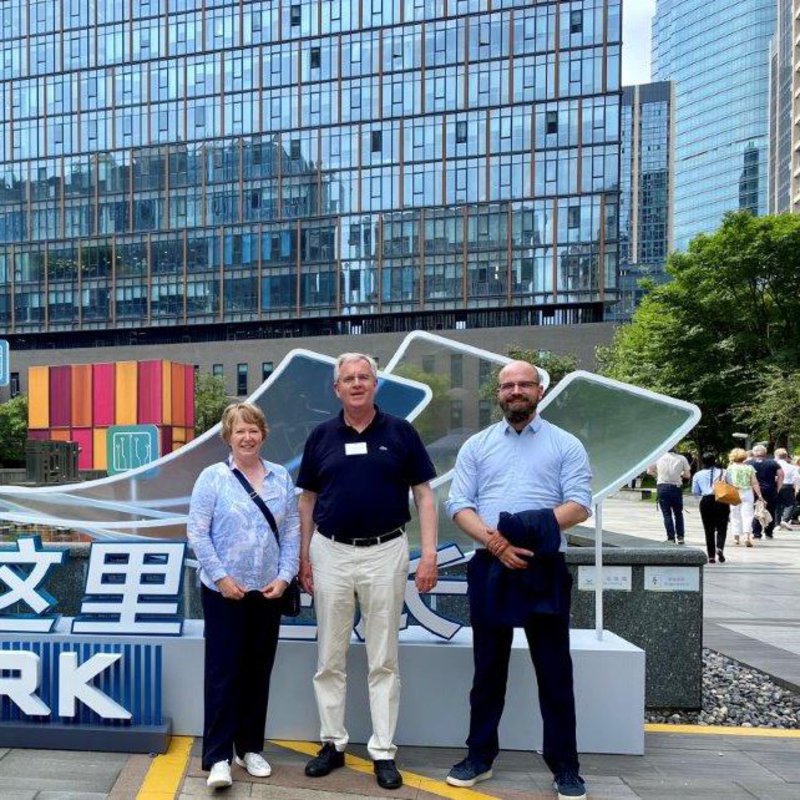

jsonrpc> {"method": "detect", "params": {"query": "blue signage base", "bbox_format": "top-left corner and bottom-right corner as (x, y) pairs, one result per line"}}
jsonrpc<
(0, 719), (172, 753)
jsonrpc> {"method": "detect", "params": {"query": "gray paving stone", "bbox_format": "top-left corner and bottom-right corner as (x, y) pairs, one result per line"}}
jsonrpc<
(37, 793), (109, 799)
(179, 775), (252, 796)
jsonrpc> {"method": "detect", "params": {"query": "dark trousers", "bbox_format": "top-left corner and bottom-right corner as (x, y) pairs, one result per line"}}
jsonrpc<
(775, 486), (796, 525)
(752, 490), (777, 538)
(201, 585), (282, 770)
(657, 484), (684, 540)
(699, 495), (729, 559)
(465, 553), (579, 776)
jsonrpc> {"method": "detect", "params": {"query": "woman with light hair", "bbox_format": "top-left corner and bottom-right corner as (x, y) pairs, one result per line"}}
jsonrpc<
(726, 448), (763, 547)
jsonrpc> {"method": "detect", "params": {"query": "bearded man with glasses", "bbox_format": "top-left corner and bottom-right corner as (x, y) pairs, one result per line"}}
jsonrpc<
(445, 360), (592, 800)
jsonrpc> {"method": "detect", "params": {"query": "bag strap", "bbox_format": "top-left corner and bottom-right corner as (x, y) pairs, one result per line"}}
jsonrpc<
(230, 464), (280, 545)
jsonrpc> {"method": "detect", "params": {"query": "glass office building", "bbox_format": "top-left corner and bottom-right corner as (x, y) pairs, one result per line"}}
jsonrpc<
(610, 81), (672, 321)
(768, 0), (794, 214)
(652, 0), (775, 251)
(0, 0), (621, 346)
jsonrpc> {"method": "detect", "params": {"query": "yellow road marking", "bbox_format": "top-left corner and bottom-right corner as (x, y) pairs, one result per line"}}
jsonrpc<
(270, 739), (502, 800)
(136, 735), (193, 800)
(645, 723), (800, 738)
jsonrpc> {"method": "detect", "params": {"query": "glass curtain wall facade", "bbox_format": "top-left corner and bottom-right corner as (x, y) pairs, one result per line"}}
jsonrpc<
(0, 0), (621, 342)
(610, 81), (672, 321)
(768, 0), (792, 213)
(652, 0), (775, 251)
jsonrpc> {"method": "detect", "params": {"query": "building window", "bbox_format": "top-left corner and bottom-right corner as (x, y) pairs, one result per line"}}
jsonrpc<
(456, 121), (467, 144)
(290, 5), (301, 26)
(479, 398), (492, 427)
(237, 363), (248, 395)
(546, 110), (558, 134)
(422, 355), (435, 373)
(568, 206), (580, 229)
(570, 10), (583, 34)
(450, 399), (463, 428)
(9, 372), (19, 398)
(450, 354), (463, 388)
(371, 130), (382, 153)
(291, 139), (301, 159)
(212, 363), (223, 378)
(310, 47), (320, 69)
(262, 361), (274, 381)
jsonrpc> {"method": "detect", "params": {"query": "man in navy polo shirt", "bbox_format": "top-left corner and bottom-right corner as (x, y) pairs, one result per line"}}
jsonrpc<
(297, 352), (438, 791)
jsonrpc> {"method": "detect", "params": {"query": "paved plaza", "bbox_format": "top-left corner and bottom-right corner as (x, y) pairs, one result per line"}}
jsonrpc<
(2, 493), (800, 799)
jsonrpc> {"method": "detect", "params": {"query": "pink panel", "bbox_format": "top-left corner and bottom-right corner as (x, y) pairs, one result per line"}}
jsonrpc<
(70, 428), (93, 471)
(92, 363), (115, 427)
(49, 366), (72, 428)
(27, 430), (49, 441)
(184, 365), (195, 429)
(160, 425), (172, 456)
(138, 360), (163, 425)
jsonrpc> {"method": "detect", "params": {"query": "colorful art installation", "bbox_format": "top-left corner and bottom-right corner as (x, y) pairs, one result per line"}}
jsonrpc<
(26, 360), (195, 471)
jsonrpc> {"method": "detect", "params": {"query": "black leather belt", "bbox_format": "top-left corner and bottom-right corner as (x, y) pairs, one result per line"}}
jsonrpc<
(317, 527), (404, 547)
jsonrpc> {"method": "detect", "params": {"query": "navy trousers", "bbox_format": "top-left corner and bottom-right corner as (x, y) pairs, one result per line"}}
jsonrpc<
(656, 483), (684, 540)
(201, 585), (282, 770)
(465, 551), (579, 775)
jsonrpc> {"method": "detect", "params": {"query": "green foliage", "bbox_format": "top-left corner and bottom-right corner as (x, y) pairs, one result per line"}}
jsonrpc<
(598, 211), (800, 452)
(392, 363), (451, 441)
(194, 372), (230, 435)
(0, 395), (29, 465)
(731, 365), (800, 447)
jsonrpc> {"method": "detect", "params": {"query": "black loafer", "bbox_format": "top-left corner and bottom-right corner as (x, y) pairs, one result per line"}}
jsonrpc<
(374, 759), (403, 790)
(305, 742), (345, 777)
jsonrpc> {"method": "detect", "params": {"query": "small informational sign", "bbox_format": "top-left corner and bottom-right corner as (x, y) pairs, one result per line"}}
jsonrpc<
(106, 424), (159, 475)
(0, 339), (8, 387)
(578, 565), (632, 592)
(644, 566), (700, 592)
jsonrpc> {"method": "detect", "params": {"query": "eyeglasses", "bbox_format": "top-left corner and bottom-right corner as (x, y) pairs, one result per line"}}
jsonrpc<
(497, 380), (539, 393)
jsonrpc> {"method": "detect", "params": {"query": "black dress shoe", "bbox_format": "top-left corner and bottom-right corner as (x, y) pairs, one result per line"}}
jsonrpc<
(305, 742), (345, 777)
(374, 759), (403, 789)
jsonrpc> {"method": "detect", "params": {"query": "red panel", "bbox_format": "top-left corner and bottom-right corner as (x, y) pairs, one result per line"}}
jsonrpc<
(92, 363), (116, 427)
(70, 428), (93, 471)
(160, 425), (172, 456)
(49, 366), (72, 428)
(138, 360), (164, 425)
(27, 430), (49, 441)
(184, 365), (195, 429)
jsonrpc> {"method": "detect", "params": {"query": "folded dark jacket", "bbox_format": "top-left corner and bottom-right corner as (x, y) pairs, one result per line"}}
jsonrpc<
(478, 508), (571, 625)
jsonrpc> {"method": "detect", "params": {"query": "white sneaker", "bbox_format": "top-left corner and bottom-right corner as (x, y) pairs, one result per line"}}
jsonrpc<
(207, 760), (233, 789)
(780, 521), (793, 530)
(235, 752), (272, 777)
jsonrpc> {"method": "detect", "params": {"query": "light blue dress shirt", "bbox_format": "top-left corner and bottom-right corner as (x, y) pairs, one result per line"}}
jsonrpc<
(446, 415), (593, 551)
(187, 457), (300, 591)
(692, 467), (724, 497)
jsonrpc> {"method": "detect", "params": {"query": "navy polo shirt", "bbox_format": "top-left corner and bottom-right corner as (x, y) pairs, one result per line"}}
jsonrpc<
(296, 406), (436, 536)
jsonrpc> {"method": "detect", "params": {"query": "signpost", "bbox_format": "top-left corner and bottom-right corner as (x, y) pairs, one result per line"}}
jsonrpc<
(106, 424), (159, 475)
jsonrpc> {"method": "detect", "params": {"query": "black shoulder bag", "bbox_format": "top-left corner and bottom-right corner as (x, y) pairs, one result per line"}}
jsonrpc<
(230, 466), (301, 617)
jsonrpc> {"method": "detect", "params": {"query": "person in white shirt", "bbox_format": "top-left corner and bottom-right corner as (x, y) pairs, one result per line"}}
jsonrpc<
(647, 450), (691, 543)
(774, 449), (798, 529)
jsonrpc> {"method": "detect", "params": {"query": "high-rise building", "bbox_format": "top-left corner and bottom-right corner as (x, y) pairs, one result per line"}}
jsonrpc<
(610, 81), (673, 321)
(768, 0), (793, 213)
(652, 0), (776, 250)
(0, 0), (621, 351)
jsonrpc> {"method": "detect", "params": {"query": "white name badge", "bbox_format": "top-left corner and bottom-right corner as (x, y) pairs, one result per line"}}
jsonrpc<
(345, 442), (368, 456)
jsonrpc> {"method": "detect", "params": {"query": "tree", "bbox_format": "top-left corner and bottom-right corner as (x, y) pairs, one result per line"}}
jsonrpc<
(597, 211), (800, 453)
(392, 363), (451, 442)
(732, 365), (800, 448)
(0, 395), (29, 466)
(194, 373), (231, 435)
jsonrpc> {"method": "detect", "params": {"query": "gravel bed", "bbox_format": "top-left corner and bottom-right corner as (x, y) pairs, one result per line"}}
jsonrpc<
(646, 648), (800, 728)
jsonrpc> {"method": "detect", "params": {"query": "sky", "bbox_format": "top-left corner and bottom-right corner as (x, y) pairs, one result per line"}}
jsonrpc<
(622, 0), (657, 85)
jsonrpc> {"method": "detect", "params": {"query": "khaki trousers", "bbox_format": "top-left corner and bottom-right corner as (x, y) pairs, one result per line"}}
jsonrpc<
(310, 531), (409, 760)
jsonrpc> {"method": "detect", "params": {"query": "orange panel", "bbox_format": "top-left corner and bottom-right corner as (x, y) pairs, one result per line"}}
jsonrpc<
(171, 363), (185, 426)
(171, 442), (182, 452)
(93, 428), (108, 471)
(115, 361), (138, 425)
(172, 426), (186, 443)
(70, 364), (93, 427)
(161, 361), (172, 425)
(28, 366), (50, 429)
(50, 428), (70, 442)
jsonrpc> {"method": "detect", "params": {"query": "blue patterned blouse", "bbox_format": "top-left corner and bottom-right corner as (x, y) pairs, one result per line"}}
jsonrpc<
(188, 456), (300, 592)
